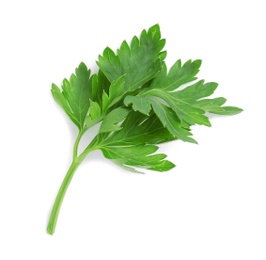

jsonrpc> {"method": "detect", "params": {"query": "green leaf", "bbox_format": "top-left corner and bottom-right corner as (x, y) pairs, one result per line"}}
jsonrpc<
(99, 107), (129, 133)
(100, 111), (176, 147)
(126, 62), (237, 128)
(150, 60), (201, 91)
(102, 75), (126, 113)
(85, 100), (102, 128)
(195, 97), (226, 111)
(124, 95), (151, 115)
(101, 145), (175, 172)
(194, 97), (243, 115)
(147, 89), (211, 126)
(209, 106), (243, 115)
(91, 70), (110, 104)
(51, 62), (92, 129)
(171, 80), (218, 102)
(97, 24), (165, 91)
(151, 102), (197, 143)
(96, 110), (178, 172)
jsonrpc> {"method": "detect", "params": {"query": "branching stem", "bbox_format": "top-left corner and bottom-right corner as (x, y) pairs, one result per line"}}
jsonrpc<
(47, 132), (97, 235)
(73, 129), (85, 160)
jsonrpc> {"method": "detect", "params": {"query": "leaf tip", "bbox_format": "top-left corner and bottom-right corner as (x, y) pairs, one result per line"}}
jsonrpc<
(148, 23), (161, 35)
(78, 61), (87, 69)
(51, 83), (59, 90)
(193, 59), (202, 68)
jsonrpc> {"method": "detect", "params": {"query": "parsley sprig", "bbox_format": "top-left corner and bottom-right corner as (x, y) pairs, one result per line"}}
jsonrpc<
(48, 24), (242, 235)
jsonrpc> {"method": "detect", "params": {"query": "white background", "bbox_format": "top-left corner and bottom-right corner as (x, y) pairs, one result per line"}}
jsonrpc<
(0, 0), (265, 259)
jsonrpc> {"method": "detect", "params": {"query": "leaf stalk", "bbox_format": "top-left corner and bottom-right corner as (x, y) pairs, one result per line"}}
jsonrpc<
(47, 132), (96, 235)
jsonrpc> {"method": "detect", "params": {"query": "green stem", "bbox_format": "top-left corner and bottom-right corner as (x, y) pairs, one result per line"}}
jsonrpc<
(73, 129), (85, 160)
(47, 158), (81, 235)
(47, 133), (97, 235)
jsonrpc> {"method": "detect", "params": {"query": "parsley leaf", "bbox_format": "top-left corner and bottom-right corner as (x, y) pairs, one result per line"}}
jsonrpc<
(97, 24), (165, 91)
(101, 145), (174, 173)
(99, 107), (129, 133)
(124, 61), (242, 141)
(48, 24), (243, 235)
(51, 62), (92, 130)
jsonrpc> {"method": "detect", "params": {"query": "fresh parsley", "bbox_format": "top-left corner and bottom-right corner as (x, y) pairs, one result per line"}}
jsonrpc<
(48, 24), (242, 235)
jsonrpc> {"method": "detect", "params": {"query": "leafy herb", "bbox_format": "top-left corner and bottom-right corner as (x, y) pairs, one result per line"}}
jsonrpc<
(48, 24), (242, 235)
